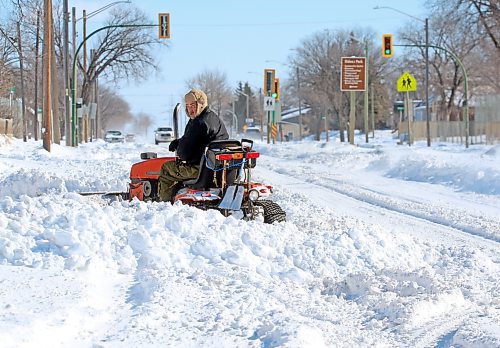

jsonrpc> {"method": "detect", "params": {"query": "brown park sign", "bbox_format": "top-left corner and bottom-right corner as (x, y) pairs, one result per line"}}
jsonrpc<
(341, 57), (366, 91)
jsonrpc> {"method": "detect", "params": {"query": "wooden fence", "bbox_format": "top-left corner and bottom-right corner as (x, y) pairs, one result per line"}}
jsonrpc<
(0, 118), (13, 136)
(398, 121), (500, 145)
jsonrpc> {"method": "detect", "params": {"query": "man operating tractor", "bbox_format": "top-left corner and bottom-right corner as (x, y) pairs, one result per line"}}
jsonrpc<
(158, 88), (229, 202)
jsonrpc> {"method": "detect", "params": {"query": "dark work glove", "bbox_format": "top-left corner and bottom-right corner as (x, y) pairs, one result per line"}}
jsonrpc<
(169, 139), (179, 152)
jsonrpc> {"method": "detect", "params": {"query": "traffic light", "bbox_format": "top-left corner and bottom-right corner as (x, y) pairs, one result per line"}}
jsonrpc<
(264, 69), (275, 96)
(158, 13), (170, 39)
(382, 34), (393, 57)
(273, 78), (280, 100)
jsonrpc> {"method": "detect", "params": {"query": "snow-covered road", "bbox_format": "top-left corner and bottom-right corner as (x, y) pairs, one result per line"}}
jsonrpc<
(254, 141), (500, 347)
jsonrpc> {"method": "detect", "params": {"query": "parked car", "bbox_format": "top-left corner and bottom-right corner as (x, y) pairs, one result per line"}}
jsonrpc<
(243, 126), (262, 140)
(125, 133), (135, 142)
(154, 127), (174, 145)
(104, 130), (125, 143)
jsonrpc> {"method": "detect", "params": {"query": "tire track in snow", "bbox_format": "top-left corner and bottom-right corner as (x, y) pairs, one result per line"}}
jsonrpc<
(257, 162), (500, 347)
(257, 165), (500, 248)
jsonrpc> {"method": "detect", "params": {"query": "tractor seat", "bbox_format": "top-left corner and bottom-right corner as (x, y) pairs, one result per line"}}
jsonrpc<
(182, 139), (243, 190)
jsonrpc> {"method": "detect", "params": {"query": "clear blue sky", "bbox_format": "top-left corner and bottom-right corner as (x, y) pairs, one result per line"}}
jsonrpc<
(72, 0), (426, 130)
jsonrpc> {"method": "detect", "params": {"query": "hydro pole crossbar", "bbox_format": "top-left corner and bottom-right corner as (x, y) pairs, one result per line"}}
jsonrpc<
(394, 44), (469, 148)
(71, 24), (158, 146)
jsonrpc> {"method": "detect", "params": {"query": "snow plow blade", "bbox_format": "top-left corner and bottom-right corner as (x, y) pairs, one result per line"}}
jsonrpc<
(78, 191), (129, 201)
(218, 185), (244, 210)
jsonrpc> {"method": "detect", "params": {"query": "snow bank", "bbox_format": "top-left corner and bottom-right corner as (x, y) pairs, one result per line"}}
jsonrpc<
(0, 133), (499, 347)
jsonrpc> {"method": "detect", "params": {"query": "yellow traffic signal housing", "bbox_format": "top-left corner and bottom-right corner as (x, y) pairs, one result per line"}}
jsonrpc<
(159, 13), (170, 39)
(382, 34), (393, 57)
(273, 78), (280, 100)
(264, 69), (275, 96)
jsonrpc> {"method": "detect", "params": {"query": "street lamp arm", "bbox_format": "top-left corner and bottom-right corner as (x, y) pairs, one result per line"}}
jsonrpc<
(348, 34), (366, 45)
(76, 1), (132, 22)
(265, 59), (290, 68)
(373, 5), (425, 23)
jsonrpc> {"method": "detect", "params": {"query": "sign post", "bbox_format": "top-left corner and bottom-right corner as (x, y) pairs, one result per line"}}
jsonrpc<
(263, 69), (276, 144)
(397, 72), (417, 146)
(341, 57), (366, 144)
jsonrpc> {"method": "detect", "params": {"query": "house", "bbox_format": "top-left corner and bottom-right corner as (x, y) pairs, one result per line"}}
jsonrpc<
(277, 107), (311, 140)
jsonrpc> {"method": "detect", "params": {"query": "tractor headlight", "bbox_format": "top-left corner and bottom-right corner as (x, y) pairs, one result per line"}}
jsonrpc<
(248, 189), (259, 201)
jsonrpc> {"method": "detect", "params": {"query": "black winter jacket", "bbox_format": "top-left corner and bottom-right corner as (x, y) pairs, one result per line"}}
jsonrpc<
(176, 107), (229, 164)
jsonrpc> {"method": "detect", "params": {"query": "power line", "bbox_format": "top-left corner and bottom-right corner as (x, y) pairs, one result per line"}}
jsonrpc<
(176, 16), (400, 28)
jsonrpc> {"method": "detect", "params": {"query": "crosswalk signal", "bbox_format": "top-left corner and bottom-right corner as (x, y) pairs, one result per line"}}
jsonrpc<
(382, 34), (393, 57)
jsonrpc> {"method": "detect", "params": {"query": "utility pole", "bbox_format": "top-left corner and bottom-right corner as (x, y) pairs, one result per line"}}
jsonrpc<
(236, 90), (249, 126)
(71, 7), (77, 145)
(258, 88), (263, 141)
(63, 0), (71, 145)
(43, 0), (53, 152)
(90, 48), (96, 141)
(95, 77), (100, 139)
(34, 11), (40, 141)
(81, 9), (87, 143)
(16, 21), (27, 142)
(83, 10), (87, 72)
(297, 66), (302, 140)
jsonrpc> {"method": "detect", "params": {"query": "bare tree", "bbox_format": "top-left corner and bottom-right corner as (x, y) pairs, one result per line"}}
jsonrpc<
(426, 0), (500, 97)
(0, 0), (62, 140)
(98, 85), (133, 131)
(0, 59), (16, 97)
(400, 2), (496, 121)
(288, 28), (388, 140)
(185, 68), (233, 118)
(429, 0), (499, 50)
(232, 82), (259, 132)
(134, 111), (153, 137)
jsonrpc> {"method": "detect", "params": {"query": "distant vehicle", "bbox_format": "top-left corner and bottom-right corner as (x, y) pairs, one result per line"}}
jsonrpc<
(244, 126), (262, 140)
(125, 133), (135, 142)
(104, 130), (125, 143)
(154, 127), (174, 145)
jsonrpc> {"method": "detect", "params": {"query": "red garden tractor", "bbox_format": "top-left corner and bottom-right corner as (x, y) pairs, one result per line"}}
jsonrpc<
(83, 104), (286, 224)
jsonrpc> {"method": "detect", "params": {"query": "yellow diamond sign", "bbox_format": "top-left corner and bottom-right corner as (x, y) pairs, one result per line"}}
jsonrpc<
(397, 72), (417, 92)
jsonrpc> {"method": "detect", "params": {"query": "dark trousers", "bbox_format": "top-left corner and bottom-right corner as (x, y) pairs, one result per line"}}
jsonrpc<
(158, 161), (200, 202)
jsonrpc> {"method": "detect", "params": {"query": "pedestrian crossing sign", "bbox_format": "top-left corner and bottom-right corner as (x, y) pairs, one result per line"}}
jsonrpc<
(397, 72), (417, 92)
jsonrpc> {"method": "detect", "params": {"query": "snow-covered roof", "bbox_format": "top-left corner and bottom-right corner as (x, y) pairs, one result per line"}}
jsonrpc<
(281, 107), (311, 121)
